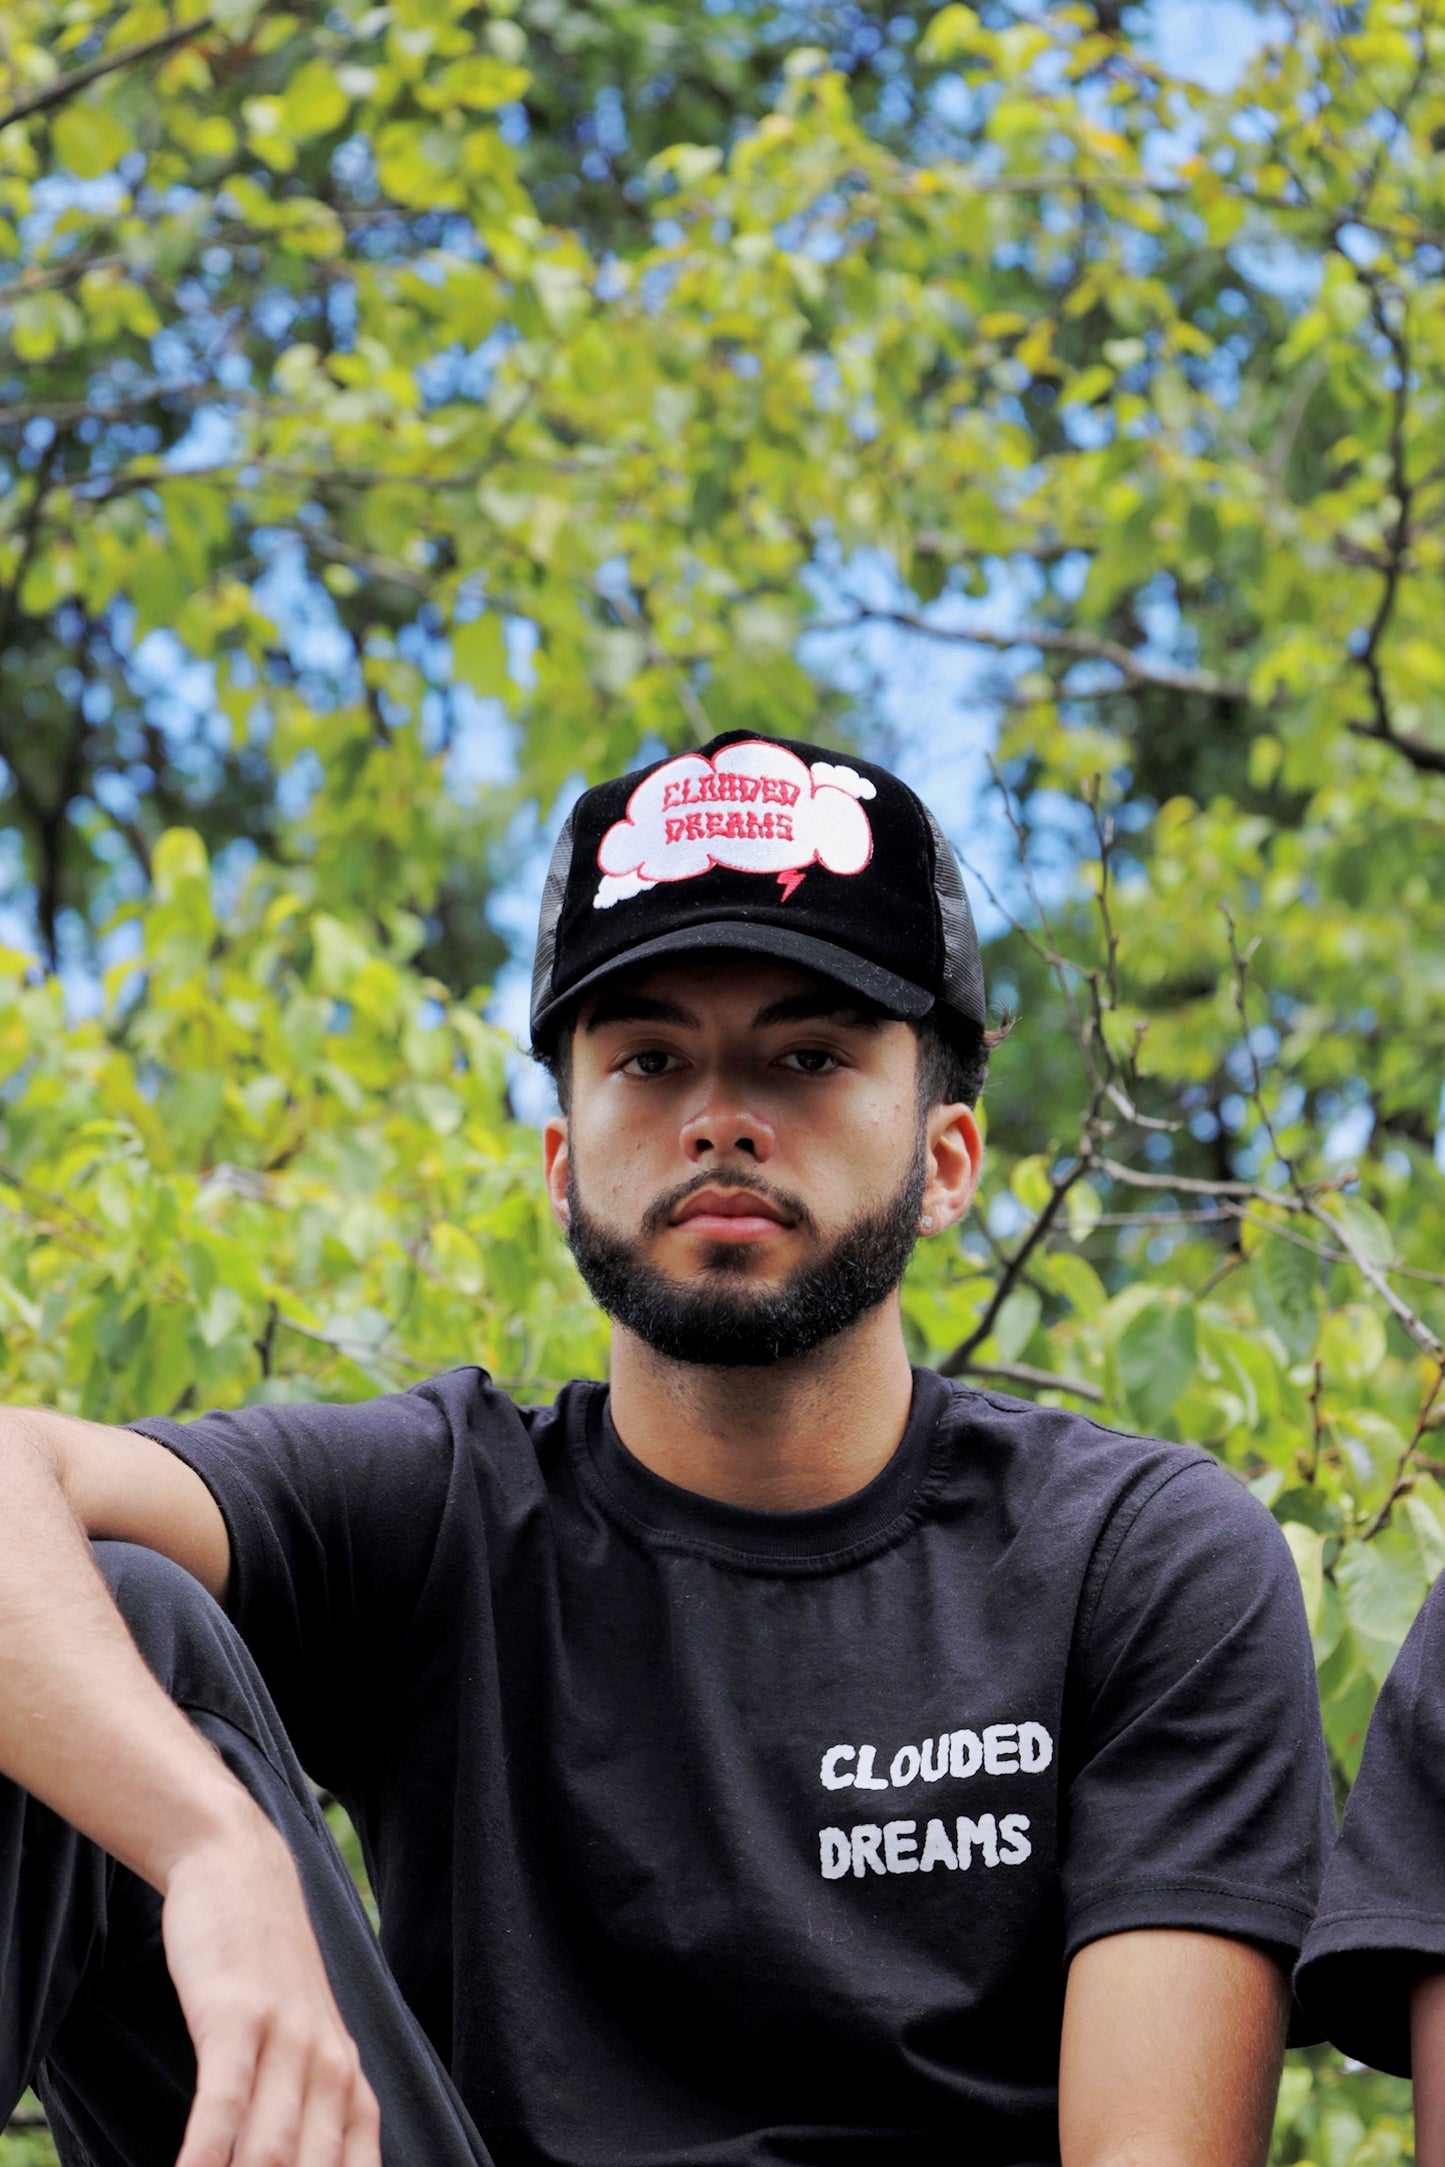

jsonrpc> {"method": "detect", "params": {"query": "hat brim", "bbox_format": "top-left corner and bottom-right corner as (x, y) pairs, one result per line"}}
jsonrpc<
(531, 919), (935, 1046)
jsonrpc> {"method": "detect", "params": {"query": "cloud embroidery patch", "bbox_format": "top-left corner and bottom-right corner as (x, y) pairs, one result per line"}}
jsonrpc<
(595, 739), (876, 909)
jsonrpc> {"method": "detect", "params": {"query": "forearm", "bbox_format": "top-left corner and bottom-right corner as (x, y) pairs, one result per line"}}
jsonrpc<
(0, 1416), (263, 1891)
(0, 1413), (382, 2165)
(1059, 1930), (1287, 2167)
(1413, 1971), (1445, 2167)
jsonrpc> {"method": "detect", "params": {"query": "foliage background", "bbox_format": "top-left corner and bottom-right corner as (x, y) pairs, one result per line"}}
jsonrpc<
(3, 0), (1445, 2157)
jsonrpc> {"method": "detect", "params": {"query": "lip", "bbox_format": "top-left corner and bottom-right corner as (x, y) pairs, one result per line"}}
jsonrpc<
(671, 1190), (794, 1242)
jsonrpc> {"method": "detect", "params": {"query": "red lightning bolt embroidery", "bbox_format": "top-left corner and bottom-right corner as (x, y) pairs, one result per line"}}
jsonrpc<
(776, 869), (806, 902)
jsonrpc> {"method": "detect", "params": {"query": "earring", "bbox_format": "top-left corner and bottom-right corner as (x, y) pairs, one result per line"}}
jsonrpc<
(920, 1214), (934, 1230)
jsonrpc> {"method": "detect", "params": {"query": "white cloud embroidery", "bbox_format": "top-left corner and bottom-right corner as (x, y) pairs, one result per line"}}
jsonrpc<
(594, 740), (875, 909)
(808, 762), (877, 801)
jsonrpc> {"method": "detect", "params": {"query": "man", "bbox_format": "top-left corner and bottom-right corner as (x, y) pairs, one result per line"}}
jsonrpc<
(1296, 1569), (1445, 2161)
(0, 729), (1331, 2167)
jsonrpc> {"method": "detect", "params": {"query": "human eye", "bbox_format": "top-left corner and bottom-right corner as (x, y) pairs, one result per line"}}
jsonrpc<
(619, 1048), (685, 1078)
(779, 1046), (842, 1076)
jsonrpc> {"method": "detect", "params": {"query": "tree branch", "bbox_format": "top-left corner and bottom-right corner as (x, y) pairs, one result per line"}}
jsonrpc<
(0, 381), (246, 430)
(0, 16), (214, 136)
(0, 440), (59, 656)
(813, 606), (1251, 703)
(940, 1154), (1095, 1377)
(6, 248), (127, 295)
(961, 1359), (1102, 1403)
(1342, 272), (1440, 774)
(1346, 714), (1445, 775)
(1223, 914), (1445, 1362)
(606, 583), (713, 746)
(1303, 1193), (1445, 1362)
(1358, 1362), (1445, 1540)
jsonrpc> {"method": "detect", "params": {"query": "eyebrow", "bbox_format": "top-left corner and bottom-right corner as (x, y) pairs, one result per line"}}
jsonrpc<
(584, 993), (702, 1034)
(750, 992), (884, 1030)
(583, 989), (884, 1033)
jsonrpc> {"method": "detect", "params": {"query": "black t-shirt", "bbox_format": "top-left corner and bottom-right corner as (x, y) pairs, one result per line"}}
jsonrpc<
(135, 1367), (1332, 2167)
(1296, 1568), (1445, 2075)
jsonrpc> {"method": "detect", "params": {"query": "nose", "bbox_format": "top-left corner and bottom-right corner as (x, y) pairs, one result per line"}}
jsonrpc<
(680, 1101), (777, 1164)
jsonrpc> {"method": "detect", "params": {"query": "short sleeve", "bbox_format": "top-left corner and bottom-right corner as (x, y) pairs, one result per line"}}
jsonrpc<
(130, 1369), (485, 1788)
(1295, 1571), (1445, 2076)
(1061, 1460), (1335, 1980)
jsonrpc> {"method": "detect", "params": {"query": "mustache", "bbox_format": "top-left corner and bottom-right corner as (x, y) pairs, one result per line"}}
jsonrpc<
(639, 1166), (818, 1242)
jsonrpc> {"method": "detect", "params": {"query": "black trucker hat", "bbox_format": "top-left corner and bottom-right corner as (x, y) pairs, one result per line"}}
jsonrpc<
(530, 730), (985, 1050)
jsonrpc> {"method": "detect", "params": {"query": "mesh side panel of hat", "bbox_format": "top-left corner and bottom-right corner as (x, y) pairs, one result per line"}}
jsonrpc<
(530, 810), (576, 1044)
(923, 804), (987, 1028)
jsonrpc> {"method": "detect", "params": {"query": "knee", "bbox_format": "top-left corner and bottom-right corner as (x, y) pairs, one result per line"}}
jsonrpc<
(90, 1544), (301, 1803)
(92, 1541), (242, 1705)
(93, 1540), (217, 1634)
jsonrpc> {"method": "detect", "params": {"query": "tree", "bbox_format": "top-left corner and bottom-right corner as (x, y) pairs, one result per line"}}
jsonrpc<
(6, 2), (1445, 2158)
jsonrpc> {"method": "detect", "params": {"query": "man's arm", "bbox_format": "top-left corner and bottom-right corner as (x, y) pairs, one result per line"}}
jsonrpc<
(1412, 1970), (1445, 2166)
(1058, 1928), (1289, 2167)
(0, 1408), (380, 2167)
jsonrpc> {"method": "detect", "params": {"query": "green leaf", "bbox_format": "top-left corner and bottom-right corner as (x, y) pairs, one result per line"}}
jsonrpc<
(1404, 1490), (1445, 1587)
(1041, 1251), (1106, 1320)
(281, 60), (351, 140)
(1252, 1233), (1319, 1361)
(53, 102), (131, 178)
(1116, 1295), (1197, 1433)
(1064, 1182), (1101, 1244)
(1280, 1520), (1325, 1635)
(1337, 1410), (1408, 1486)
(452, 615), (510, 699)
(425, 56), (531, 111)
(919, 4), (986, 61)
(992, 1286), (1041, 1363)
(1010, 1155), (1053, 1215)
(1336, 1530), (1427, 1685)
(1318, 1302), (1387, 1385)
(1317, 1631), (1379, 1781)
(9, 291), (83, 362)
(198, 1286), (245, 1349)
(152, 829), (211, 902)
(1334, 1195), (1397, 1269)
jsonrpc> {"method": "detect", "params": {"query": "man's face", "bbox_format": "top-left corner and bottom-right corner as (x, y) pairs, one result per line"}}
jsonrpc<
(541, 957), (980, 1366)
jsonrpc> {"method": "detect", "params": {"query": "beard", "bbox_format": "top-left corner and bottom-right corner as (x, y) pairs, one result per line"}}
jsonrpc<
(564, 1146), (927, 1368)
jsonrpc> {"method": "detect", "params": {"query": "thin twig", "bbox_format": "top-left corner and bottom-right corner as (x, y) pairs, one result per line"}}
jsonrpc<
(1303, 1195), (1445, 1361)
(1344, 270), (1431, 772)
(1303, 1359), (1325, 1484)
(0, 16), (214, 135)
(606, 584), (713, 745)
(1098, 1155), (1286, 1201)
(1224, 916), (1445, 1360)
(814, 606), (1251, 704)
(0, 438), (59, 656)
(1223, 906), (1302, 1184)
(941, 1155), (1096, 1376)
(1359, 1362), (1445, 1540)
(1194, 1248), (1246, 1301)
(0, 381), (247, 429)
(985, 756), (1089, 1049)
(271, 1314), (436, 1375)
(959, 1359), (1102, 1403)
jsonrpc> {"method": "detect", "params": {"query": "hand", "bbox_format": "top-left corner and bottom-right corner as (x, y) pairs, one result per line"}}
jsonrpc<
(161, 1807), (382, 2167)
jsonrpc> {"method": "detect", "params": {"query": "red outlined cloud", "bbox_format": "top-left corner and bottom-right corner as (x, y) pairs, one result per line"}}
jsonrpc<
(595, 740), (875, 909)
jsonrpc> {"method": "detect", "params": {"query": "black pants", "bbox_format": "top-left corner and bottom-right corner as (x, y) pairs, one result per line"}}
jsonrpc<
(0, 1542), (491, 2167)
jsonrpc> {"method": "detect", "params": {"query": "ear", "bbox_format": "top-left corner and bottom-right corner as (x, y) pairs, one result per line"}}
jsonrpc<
(919, 1102), (982, 1236)
(542, 1115), (571, 1229)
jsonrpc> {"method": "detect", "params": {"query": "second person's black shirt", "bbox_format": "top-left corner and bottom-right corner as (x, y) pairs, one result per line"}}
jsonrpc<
(1298, 1566), (1445, 2074)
